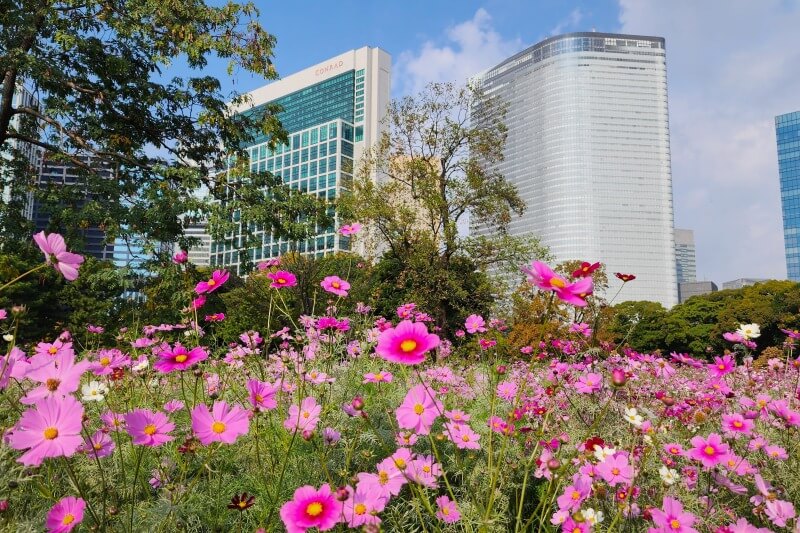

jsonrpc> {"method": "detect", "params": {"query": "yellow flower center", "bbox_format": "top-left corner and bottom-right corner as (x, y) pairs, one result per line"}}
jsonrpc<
(375, 373), (384, 381)
(400, 339), (418, 353)
(238, 501), (247, 508)
(175, 354), (188, 363)
(378, 471), (389, 484)
(277, 278), (286, 284)
(100, 357), (111, 366)
(207, 279), (216, 286)
(704, 445), (715, 456)
(733, 420), (743, 428)
(550, 277), (566, 289)
(306, 502), (323, 517)
(302, 411), (310, 419)
(43, 427), (59, 440)
(211, 421), (226, 434)
(422, 465), (431, 473)
(670, 519), (681, 530)
(413, 403), (424, 415)
(461, 435), (471, 442)
(255, 394), (263, 403)
(332, 281), (340, 289)
(143, 424), (157, 436)
(442, 507), (450, 515)
(93, 443), (103, 450)
(354, 503), (367, 515)
(48, 347), (58, 355)
(571, 490), (580, 500)
(46, 378), (61, 392)
(717, 364), (725, 370)
(62, 513), (75, 525)
(670, 447), (679, 454)
(611, 467), (620, 475)
(394, 458), (406, 469)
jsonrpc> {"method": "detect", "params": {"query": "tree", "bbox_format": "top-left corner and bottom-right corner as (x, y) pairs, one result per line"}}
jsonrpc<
(1, 0), (289, 251)
(342, 82), (539, 328)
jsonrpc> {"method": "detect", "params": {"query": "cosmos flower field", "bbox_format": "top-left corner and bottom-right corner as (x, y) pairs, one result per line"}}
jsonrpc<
(1, 233), (799, 532)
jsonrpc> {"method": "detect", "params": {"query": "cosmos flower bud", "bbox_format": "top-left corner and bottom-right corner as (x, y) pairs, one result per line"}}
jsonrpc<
(496, 365), (507, 375)
(546, 458), (561, 471)
(351, 396), (364, 411)
(301, 429), (314, 441)
(611, 368), (627, 387)
(0, 500), (7, 512)
(335, 486), (351, 502)
(661, 396), (675, 407)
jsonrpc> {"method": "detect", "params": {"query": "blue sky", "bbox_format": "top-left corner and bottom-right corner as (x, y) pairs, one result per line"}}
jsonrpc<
(195, 0), (800, 285)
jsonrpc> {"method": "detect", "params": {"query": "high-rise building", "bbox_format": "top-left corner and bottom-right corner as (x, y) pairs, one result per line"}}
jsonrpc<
(678, 281), (717, 303)
(674, 228), (696, 283)
(32, 154), (115, 260)
(721, 278), (769, 290)
(1, 83), (41, 222)
(472, 32), (678, 307)
(183, 217), (211, 267)
(212, 47), (391, 274)
(777, 111), (800, 281)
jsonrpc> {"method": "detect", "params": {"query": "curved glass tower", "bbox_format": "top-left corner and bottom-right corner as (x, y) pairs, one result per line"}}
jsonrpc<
(473, 32), (678, 307)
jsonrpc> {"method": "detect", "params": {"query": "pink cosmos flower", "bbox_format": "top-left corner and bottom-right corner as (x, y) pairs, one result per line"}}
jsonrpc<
(0, 347), (27, 390)
(726, 517), (774, 533)
(407, 454), (441, 488)
(163, 400), (184, 413)
(721, 413), (754, 436)
(342, 485), (385, 528)
(279, 484), (340, 533)
(574, 372), (603, 394)
(194, 269), (230, 294)
(723, 331), (745, 343)
(464, 314), (486, 334)
(257, 257), (281, 270)
(267, 270), (297, 288)
(89, 349), (128, 376)
(339, 223), (362, 236)
(124, 409), (175, 447)
(21, 355), (90, 405)
(436, 495), (461, 523)
(496, 380), (518, 401)
(153, 343), (208, 373)
(284, 397), (322, 433)
(396, 384), (443, 435)
(445, 422), (481, 449)
(521, 261), (594, 307)
(33, 231), (84, 281)
(172, 250), (188, 264)
(650, 497), (698, 533)
(247, 379), (278, 410)
(764, 500), (796, 528)
(0, 309), (5, 320)
(375, 320), (440, 365)
(764, 444), (788, 460)
(556, 476), (591, 511)
(7, 395), (84, 466)
(687, 433), (729, 469)
(46, 496), (85, 533)
(363, 371), (393, 384)
(191, 295), (206, 310)
(191, 401), (250, 445)
(320, 275), (350, 297)
(708, 354), (735, 378)
(80, 430), (115, 458)
(596, 454), (634, 486)
(31, 340), (75, 367)
(478, 338), (497, 350)
(101, 410), (126, 432)
(445, 409), (471, 424)
(356, 458), (407, 499)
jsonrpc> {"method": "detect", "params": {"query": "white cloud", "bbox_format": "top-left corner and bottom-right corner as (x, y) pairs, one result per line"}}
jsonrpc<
(549, 8), (584, 36)
(395, 9), (524, 96)
(618, 0), (800, 283)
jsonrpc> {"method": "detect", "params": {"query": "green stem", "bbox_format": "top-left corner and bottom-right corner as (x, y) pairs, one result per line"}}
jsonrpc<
(0, 263), (48, 293)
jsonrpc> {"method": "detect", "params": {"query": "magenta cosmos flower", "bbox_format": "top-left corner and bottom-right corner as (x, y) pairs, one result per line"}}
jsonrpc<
(153, 343), (208, 373)
(46, 496), (86, 533)
(687, 433), (729, 469)
(194, 269), (229, 294)
(521, 261), (593, 307)
(396, 383), (443, 435)
(267, 270), (297, 288)
(172, 250), (188, 264)
(280, 483), (341, 533)
(650, 496), (699, 533)
(191, 401), (250, 445)
(124, 409), (175, 446)
(7, 395), (85, 466)
(339, 222), (362, 236)
(247, 379), (278, 410)
(33, 231), (84, 281)
(375, 320), (440, 365)
(320, 275), (350, 297)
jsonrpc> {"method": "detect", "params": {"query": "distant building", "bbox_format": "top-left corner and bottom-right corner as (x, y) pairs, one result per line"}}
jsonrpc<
(674, 229), (696, 283)
(1, 83), (41, 221)
(471, 32), (677, 307)
(678, 281), (718, 303)
(722, 278), (769, 290)
(32, 154), (115, 260)
(213, 47), (391, 275)
(183, 217), (211, 267)
(777, 111), (800, 281)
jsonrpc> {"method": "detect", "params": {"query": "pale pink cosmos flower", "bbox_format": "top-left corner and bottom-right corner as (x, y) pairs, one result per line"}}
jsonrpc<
(464, 314), (486, 334)
(33, 231), (84, 281)
(191, 401), (250, 446)
(435, 495), (461, 523)
(396, 384), (443, 435)
(445, 422), (480, 450)
(363, 371), (393, 384)
(284, 396), (322, 433)
(339, 222), (362, 236)
(46, 496), (85, 533)
(124, 409), (174, 447)
(763, 444), (788, 460)
(596, 454), (634, 486)
(80, 430), (115, 458)
(22, 355), (90, 405)
(30, 340), (75, 367)
(7, 395), (85, 466)
(320, 275), (350, 297)
(407, 454), (441, 488)
(555, 476), (591, 511)
(650, 496), (699, 533)
(764, 500), (796, 528)
(574, 372), (603, 394)
(726, 517), (773, 533)
(341, 485), (385, 528)
(356, 457), (407, 499)
(163, 400), (184, 413)
(100, 410), (125, 432)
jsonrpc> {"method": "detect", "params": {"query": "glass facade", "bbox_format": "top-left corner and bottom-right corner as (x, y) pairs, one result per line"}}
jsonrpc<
(473, 32), (678, 307)
(674, 228), (696, 283)
(777, 111), (800, 281)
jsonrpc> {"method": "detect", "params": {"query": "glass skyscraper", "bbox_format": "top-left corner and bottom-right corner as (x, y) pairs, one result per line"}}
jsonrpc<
(674, 228), (696, 284)
(777, 111), (800, 281)
(472, 32), (678, 307)
(213, 47), (390, 274)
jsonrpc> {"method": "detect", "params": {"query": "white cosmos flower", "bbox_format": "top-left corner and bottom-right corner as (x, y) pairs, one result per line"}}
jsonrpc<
(132, 357), (149, 372)
(624, 407), (643, 427)
(593, 445), (617, 462)
(2, 334), (13, 342)
(736, 323), (761, 340)
(582, 508), (604, 525)
(659, 465), (679, 485)
(81, 381), (109, 402)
